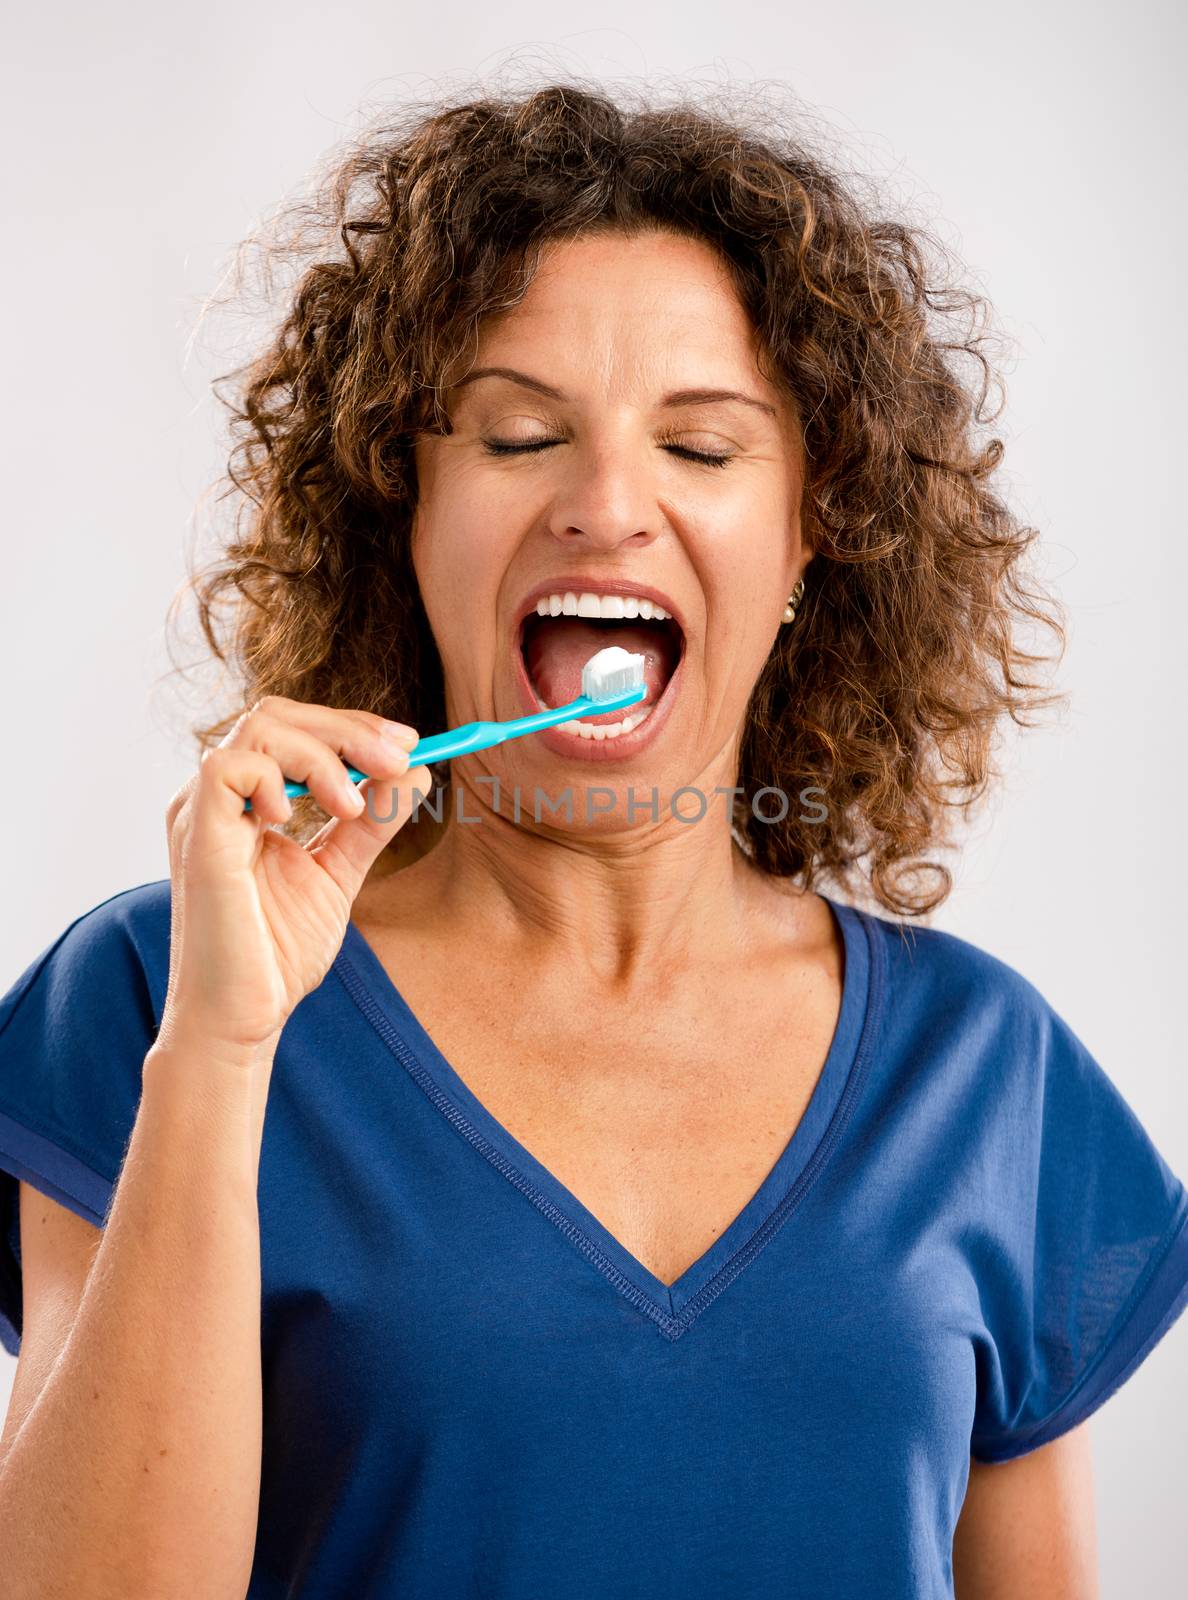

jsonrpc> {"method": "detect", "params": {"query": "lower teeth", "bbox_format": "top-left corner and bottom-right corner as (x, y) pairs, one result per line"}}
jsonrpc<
(557, 706), (653, 741)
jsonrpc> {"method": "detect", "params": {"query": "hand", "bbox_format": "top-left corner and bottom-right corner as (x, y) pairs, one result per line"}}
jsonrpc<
(156, 696), (430, 1062)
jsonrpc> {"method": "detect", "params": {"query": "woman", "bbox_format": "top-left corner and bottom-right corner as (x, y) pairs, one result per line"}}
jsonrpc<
(0, 82), (1184, 1599)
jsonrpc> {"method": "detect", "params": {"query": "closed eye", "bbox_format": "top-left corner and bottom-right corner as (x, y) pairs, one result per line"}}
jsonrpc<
(481, 437), (734, 469)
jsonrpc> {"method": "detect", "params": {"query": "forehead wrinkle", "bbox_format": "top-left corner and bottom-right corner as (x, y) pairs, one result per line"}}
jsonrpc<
(472, 266), (763, 407)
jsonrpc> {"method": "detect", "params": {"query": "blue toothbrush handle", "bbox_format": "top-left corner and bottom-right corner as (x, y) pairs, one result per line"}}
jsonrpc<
(242, 683), (645, 812)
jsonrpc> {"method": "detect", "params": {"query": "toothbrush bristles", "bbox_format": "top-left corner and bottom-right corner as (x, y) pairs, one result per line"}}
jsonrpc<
(581, 645), (646, 702)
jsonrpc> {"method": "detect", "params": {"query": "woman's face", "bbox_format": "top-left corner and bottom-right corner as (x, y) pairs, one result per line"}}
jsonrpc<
(411, 227), (808, 819)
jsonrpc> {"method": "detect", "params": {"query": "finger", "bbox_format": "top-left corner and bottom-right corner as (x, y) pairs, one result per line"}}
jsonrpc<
(228, 696), (418, 747)
(221, 708), (417, 820)
(187, 748), (294, 852)
(305, 763), (433, 900)
(225, 697), (419, 774)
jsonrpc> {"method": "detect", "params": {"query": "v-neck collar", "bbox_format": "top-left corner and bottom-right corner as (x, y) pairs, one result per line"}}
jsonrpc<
(333, 894), (884, 1340)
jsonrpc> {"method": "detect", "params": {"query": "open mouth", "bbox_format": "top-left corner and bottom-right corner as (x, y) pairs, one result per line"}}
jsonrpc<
(517, 588), (685, 743)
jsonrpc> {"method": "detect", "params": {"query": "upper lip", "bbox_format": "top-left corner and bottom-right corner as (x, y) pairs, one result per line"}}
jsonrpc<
(513, 575), (688, 640)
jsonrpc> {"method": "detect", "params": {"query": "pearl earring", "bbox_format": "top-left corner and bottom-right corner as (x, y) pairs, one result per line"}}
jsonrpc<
(782, 576), (806, 624)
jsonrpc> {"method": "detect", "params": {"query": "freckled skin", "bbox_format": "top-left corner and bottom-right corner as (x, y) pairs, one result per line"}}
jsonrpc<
(359, 229), (837, 1286)
(361, 229), (1102, 1598)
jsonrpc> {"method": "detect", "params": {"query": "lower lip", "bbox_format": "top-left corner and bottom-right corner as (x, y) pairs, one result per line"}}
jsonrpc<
(512, 631), (684, 761)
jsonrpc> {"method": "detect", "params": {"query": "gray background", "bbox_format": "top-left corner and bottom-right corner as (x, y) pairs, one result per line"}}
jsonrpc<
(2, 3), (1184, 1590)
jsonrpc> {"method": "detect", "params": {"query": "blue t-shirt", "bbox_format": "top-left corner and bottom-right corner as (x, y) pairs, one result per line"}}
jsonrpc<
(1, 878), (1186, 1598)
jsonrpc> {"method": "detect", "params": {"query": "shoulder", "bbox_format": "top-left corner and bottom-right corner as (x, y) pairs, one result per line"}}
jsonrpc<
(0, 881), (176, 1347)
(849, 903), (1086, 1103)
(1, 878), (173, 1035)
(62, 876), (173, 945)
(73, 877), (172, 968)
(858, 903), (1051, 1019)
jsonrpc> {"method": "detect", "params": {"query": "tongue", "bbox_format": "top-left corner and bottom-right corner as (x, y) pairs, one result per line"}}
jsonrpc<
(524, 619), (678, 718)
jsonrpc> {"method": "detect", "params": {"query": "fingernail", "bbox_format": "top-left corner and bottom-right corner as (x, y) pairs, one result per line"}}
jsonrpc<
(342, 779), (365, 812)
(383, 743), (411, 769)
(382, 720), (419, 747)
(380, 727), (415, 754)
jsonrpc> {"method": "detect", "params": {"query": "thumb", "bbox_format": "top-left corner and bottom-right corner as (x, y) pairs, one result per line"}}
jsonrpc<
(306, 763), (433, 901)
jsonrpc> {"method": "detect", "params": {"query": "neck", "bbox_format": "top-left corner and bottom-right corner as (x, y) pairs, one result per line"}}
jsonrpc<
(362, 767), (797, 992)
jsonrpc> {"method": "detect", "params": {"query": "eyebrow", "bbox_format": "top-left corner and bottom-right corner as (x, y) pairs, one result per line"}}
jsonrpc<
(450, 365), (778, 418)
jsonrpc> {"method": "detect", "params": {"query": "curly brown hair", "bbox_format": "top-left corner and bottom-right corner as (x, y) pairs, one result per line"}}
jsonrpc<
(173, 76), (1065, 919)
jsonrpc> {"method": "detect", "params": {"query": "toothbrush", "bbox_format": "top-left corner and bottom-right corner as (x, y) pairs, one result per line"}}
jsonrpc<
(242, 645), (647, 811)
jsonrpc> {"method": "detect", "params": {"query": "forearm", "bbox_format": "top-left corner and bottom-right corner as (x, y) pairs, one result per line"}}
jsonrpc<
(0, 1042), (270, 1599)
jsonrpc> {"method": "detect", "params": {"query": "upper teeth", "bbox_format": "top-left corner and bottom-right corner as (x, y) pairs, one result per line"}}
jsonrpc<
(533, 591), (672, 621)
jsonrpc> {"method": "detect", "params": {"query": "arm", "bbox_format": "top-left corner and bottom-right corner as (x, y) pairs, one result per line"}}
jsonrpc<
(0, 697), (423, 1597)
(953, 1425), (1098, 1600)
(0, 1042), (273, 1599)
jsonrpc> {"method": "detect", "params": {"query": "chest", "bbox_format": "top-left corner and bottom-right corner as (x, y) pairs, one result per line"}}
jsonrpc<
(350, 931), (843, 1289)
(256, 1007), (981, 1598)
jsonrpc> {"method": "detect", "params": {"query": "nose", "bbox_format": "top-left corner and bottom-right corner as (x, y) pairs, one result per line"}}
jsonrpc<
(544, 437), (666, 552)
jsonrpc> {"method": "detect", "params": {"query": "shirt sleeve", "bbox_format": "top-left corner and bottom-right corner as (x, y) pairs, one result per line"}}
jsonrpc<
(969, 987), (1188, 1463)
(0, 885), (166, 1356)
